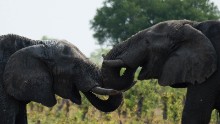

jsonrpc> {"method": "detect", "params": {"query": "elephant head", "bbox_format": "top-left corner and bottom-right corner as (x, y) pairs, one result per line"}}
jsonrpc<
(3, 39), (122, 112)
(102, 20), (217, 90)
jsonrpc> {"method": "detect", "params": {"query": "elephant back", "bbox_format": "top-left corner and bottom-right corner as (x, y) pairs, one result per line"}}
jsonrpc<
(0, 34), (37, 63)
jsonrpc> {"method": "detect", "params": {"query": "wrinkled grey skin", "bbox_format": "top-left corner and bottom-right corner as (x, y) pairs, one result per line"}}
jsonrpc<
(102, 20), (220, 124)
(0, 34), (122, 124)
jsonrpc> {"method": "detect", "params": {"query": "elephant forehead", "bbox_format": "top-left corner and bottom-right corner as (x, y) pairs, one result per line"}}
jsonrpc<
(50, 41), (86, 59)
(151, 20), (194, 33)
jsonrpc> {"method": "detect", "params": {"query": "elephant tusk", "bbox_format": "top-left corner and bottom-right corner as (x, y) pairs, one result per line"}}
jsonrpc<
(91, 86), (121, 95)
(103, 59), (125, 67)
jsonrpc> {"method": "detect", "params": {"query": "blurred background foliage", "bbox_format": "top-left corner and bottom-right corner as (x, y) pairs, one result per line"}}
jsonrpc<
(28, 0), (220, 123)
(91, 0), (220, 45)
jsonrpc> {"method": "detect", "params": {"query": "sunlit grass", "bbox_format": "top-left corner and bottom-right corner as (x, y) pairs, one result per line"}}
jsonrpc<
(27, 82), (219, 124)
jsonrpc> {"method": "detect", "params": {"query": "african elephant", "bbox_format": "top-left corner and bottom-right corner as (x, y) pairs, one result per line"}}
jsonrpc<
(0, 34), (122, 124)
(101, 20), (220, 124)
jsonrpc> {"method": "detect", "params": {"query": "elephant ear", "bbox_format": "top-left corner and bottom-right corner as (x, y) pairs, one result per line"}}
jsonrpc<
(158, 24), (217, 87)
(3, 44), (56, 107)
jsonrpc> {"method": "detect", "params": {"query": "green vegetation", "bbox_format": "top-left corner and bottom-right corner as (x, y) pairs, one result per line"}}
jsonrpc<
(90, 0), (220, 45)
(27, 81), (218, 124)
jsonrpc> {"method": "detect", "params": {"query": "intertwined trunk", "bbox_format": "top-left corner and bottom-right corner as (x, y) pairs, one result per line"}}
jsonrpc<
(83, 92), (123, 112)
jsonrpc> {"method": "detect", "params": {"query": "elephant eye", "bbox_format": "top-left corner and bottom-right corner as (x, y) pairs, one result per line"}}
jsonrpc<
(145, 39), (150, 44)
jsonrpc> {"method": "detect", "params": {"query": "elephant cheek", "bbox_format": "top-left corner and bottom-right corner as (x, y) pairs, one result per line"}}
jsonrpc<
(138, 62), (154, 80)
(138, 54), (166, 80)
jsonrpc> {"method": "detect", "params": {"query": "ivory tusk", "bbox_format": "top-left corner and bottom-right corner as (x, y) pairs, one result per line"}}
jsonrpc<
(91, 86), (121, 95)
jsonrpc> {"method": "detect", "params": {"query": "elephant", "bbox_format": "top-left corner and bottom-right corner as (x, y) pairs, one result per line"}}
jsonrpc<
(0, 34), (122, 124)
(101, 20), (220, 124)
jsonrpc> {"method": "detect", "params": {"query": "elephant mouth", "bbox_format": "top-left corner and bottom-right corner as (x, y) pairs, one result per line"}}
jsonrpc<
(101, 59), (138, 91)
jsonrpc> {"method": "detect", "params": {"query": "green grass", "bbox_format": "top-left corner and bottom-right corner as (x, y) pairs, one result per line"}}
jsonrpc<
(27, 81), (219, 124)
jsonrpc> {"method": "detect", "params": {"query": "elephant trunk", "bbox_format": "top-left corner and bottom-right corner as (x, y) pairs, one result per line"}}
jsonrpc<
(101, 39), (137, 91)
(101, 62), (136, 91)
(83, 92), (123, 112)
